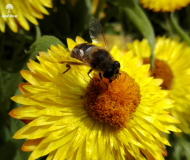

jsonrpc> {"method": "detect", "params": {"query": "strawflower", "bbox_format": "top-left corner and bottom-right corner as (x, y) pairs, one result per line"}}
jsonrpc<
(0, 0), (52, 33)
(127, 36), (190, 133)
(140, 0), (190, 12)
(10, 36), (181, 160)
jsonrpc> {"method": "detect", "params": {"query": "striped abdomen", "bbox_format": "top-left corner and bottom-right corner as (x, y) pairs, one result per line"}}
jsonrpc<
(71, 43), (95, 62)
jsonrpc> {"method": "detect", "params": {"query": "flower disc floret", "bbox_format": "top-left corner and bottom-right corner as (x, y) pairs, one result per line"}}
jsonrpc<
(143, 58), (174, 90)
(85, 71), (141, 129)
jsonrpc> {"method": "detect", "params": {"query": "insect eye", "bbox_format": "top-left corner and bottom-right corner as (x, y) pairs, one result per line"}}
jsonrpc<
(112, 61), (120, 68)
(103, 67), (114, 78)
(115, 61), (120, 68)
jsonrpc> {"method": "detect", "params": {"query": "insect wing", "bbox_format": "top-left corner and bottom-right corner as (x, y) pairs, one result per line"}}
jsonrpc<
(89, 17), (108, 50)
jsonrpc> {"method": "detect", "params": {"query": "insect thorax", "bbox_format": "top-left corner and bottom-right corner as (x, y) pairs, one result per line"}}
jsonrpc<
(91, 49), (114, 71)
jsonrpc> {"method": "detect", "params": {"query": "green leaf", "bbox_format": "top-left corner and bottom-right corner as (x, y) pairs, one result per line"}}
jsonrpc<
(171, 11), (190, 46)
(10, 116), (30, 160)
(166, 133), (190, 160)
(25, 36), (66, 71)
(173, 145), (182, 160)
(27, 35), (66, 56)
(0, 140), (17, 160)
(2, 72), (23, 111)
(119, 0), (155, 71)
(0, 33), (4, 67)
(0, 68), (4, 111)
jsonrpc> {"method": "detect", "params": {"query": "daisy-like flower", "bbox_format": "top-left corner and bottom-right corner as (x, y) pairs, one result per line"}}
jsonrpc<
(140, 0), (190, 12)
(0, 0), (52, 33)
(127, 36), (190, 134)
(9, 36), (181, 160)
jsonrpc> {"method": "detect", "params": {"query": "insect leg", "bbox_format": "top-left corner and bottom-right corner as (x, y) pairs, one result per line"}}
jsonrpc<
(88, 69), (94, 81)
(61, 61), (87, 74)
(63, 64), (71, 74)
(99, 73), (108, 90)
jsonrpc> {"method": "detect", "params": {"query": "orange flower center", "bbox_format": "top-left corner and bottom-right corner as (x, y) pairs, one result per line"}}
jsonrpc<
(143, 58), (174, 90)
(85, 71), (141, 129)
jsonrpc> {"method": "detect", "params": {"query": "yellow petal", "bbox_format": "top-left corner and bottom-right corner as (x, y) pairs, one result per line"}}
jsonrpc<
(67, 38), (77, 51)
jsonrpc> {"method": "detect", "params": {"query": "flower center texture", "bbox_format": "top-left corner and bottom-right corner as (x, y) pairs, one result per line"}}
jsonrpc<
(85, 71), (141, 129)
(143, 58), (174, 90)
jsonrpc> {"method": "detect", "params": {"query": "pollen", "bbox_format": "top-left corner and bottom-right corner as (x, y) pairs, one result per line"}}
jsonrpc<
(85, 71), (141, 129)
(143, 58), (174, 90)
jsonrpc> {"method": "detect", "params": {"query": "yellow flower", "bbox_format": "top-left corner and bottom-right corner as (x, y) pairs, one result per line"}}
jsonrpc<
(9, 36), (180, 160)
(140, 0), (190, 12)
(127, 36), (190, 133)
(0, 0), (52, 33)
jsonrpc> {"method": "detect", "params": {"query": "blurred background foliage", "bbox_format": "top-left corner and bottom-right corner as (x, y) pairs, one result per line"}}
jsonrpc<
(1, 0), (190, 159)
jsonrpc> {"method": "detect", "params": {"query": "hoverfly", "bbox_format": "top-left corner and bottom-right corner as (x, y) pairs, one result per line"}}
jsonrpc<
(62, 17), (120, 89)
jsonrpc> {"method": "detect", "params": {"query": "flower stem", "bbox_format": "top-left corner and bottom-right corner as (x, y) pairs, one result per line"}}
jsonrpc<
(170, 12), (190, 46)
(120, 0), (155, 72)
(164, 13), (173, 37)
(35, 25), (41, 41)
(94, 0), (106, 19)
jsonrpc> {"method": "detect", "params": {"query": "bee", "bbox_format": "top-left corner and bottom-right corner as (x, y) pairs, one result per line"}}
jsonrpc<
(62, 17), (120, 89)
